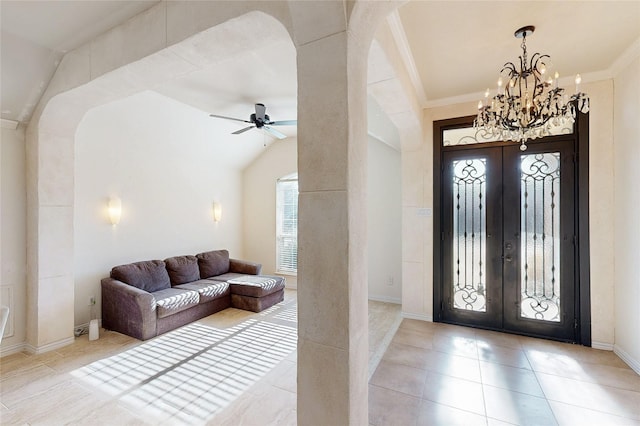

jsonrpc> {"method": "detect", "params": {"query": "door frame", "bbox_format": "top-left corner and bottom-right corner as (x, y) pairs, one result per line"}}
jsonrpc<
(432, 113), (591, 345)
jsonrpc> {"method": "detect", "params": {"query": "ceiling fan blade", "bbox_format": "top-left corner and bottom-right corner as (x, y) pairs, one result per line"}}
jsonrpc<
(263, 126), (287, 140)
(232, 126), (255, 135)
(210, 114), (251, 124)
(269, 120), (297, 126)
(254, 103), (266, 121)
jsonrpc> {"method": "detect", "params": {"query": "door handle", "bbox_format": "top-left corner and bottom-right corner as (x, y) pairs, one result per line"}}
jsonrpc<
(505, 242), (513, 250)
(504, 255), (513, 262)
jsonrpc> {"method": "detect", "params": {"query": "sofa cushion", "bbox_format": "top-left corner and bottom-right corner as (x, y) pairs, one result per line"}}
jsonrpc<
(196, 250), (230, 278)
(165, 255), (200, 285)
(153, 288), (200, 319)
(111, 260), (171, 293)
(174, 280), (230, 303)
(227, 275), (285, 298)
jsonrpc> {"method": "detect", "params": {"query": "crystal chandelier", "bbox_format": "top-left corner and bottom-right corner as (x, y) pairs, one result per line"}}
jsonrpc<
(474, 26), (589, 151)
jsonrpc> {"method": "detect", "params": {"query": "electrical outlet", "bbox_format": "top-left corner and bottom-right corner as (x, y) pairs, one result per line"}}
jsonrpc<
(90, 296), (96, 306)
(386, 276), (394, 287)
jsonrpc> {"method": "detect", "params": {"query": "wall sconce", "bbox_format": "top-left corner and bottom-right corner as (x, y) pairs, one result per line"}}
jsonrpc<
(108, 197), (122, 226)
(213, 201), (222, 222)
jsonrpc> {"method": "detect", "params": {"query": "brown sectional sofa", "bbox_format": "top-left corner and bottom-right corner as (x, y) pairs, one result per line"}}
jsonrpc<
(101, 249), (285, 340)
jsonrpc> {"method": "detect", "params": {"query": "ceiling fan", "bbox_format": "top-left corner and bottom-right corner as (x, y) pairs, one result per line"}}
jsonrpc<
(209, 103), (296, 140)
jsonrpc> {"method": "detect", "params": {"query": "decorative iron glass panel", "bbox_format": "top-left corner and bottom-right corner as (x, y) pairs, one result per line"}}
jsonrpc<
(520, 153), (561, 322)
(452, 159), (487, 312)
(443, 124), (573, 147)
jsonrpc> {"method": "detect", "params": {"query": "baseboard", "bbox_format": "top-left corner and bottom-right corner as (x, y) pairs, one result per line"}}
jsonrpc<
(591, 341), (614, 351)
(24, 336), (75, 355)
(0, 341), (27, 357)
(401, 312), (433, 322)
(614, 344), (640, 375)
(368, 295), (401, 304)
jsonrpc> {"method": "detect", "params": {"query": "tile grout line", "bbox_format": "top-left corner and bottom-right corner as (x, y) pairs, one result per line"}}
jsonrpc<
(474, 331), (491, 425)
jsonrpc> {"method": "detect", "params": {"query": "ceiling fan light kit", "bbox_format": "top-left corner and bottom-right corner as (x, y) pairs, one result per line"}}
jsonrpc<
(474, 25), (589, 151)
(209, 103), (296, 140)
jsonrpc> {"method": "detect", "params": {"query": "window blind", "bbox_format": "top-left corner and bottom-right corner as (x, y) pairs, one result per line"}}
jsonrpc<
(276, 175), (298, 274)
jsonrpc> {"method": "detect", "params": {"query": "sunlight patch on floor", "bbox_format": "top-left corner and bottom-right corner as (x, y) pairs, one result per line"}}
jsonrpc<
(71, 305), (297, 425)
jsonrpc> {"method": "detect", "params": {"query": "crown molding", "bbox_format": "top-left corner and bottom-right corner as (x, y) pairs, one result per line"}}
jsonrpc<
(380, 10), (624, 110)
(423, 66), (624, 110)
(386, 10), (427, 108)
(609, 37), (640, 78)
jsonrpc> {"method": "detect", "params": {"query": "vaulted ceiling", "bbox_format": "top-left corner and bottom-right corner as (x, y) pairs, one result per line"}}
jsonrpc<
(2, 1), (639, 136)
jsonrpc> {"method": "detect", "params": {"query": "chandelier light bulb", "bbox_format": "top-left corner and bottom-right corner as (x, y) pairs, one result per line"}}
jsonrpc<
(485, 88), (490, 98)
(478, 100), (483, 110)
(539, 63), (547, 74)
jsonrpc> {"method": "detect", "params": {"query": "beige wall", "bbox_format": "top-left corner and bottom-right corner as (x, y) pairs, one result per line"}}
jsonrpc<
(74, 91), (244, 327)
(413, 79), (617, 346)
(367, 136), (402, 303)
(585, 80), (615, 347)
(1, 126), (27, 352)
(613, 54), (640, 371)
(242, 135), (402, 301)
(242, 138), (298, 287)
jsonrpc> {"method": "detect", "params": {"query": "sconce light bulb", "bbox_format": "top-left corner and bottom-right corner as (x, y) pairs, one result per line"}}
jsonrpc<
(108, 197), (122, 226)
(213, 202), (222, 222)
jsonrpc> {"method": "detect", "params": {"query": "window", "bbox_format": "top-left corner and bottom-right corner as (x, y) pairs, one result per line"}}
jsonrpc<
(276, 173), (298, 274)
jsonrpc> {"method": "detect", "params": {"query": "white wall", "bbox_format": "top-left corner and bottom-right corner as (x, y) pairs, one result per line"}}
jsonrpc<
(412, 79), (617, 345)
(1, 126), (27, 351)
(613, 54), (640, 372)
(367, 136), (402, 303)
(74, 91), (244, 326)
(242, 135), (402, 301)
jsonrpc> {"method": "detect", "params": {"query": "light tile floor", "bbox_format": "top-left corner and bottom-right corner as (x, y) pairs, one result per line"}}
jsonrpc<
(0, 290), (400, 425)
(370, 319), (640, 426)
(1, 289), (638, 426)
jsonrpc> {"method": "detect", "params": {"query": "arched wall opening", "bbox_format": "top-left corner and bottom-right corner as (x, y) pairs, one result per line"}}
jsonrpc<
(26, 7), (298, 351)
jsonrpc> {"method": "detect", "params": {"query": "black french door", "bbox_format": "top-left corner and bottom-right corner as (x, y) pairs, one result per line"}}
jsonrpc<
(440, 139), (577, 341)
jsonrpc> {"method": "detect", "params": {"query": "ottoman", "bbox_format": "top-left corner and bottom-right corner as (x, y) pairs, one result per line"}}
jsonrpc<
(228, 275), (285, 312)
